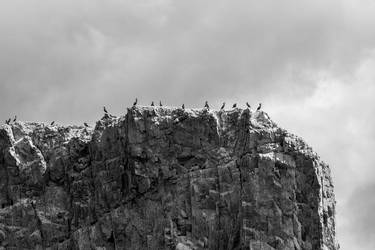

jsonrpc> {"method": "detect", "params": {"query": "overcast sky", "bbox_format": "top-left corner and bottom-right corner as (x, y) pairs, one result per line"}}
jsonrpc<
(1, 0), (375, 249)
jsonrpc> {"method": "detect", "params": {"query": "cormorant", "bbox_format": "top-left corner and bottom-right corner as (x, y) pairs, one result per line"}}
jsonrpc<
(246, 102), (251, 108)
(232, 103), (237, 108)
(182, 104), (185, 109)
(257, 103), (262, 111)
(13, 115), (17, 122)
(159, 101), (162, 106)
(151, 101), (154, 106)
(133, 98), (138, 106)
(30, 200), (36, 209)
(204, 101), (209, 109)
(84, 122), (89, 127)
(220, 102), (225, 110)
(50, 121), (55, 126)
(103, 106), (108, 114)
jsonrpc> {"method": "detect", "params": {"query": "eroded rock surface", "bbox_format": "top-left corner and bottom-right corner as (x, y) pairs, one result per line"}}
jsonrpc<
(0, 107), (338, 249)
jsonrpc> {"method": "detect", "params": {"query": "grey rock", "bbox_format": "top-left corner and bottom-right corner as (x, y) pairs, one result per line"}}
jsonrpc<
(0, 106), (338, 249)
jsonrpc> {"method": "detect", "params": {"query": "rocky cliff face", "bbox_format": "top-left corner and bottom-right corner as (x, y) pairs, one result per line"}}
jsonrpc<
(0, 107), (337, 250)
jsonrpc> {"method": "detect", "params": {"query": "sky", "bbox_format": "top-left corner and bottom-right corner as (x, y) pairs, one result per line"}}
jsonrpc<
(1, 0), (375, 249)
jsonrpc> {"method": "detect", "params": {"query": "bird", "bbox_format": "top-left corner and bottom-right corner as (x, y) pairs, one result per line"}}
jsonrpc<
(50, 121), (55, 126)
(246, 102), (251, 108)
(182, 104), (185, 109)
(103, 106), (108, 114)
(5, 119), (10, 125)
(133, 98), (138, 106)
(13, 115), (17, 122)
(159, 101), (162, 106)
(204, 101), (209, 109)
(151, 101), (154, 106)
(232, 103), (237, 108)
(220, 102), (225, 110)
(257, 103), (262, 111)
(30, 200), (36, 209)
(84, 122), (89, 127)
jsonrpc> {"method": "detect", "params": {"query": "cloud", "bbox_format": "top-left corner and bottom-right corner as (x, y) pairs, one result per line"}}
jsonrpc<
(1, 0), (375, 121)
(267, 56), (375, 250)
(340, 183), (375, 250)
(0, 1), (375, 248)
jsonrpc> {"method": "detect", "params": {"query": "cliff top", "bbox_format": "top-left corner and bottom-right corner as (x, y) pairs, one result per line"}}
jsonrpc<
(1, 106), (321, 162)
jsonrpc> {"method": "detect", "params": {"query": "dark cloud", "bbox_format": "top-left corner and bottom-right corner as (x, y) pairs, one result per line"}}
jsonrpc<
(1, 1), (375, 248)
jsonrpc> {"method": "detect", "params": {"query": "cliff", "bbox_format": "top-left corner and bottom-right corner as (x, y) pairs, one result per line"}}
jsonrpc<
(0, 106), (337, 250)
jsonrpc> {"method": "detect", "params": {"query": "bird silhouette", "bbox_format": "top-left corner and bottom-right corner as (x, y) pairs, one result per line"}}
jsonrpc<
(246, 102), (251, 108)
(5, 119), (10, 125)
(13, 115), (17, 122)
(159, 101), (162, 106)
(84, 122), (89, 127)
(151, 101), (154, 106)
(220, 102), (225, 110)
(103, 106), (108, 113)
(204, 101), (209, 109)
(232, 103), (237, 108)
(257, 103), (262, 111)
(50, 121), (55, 126)
(30, 200), (36, 209)
(133, 98), (138, 106)
(182, 104), (185, 109)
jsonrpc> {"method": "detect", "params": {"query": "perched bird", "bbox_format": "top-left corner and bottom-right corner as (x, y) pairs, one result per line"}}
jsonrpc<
(151, 101), (154, 106)
(133, 98), (138, 106)
(232, 103), (237, 108)
(204, 101), (209, 109)
(257, 103), (262, 111)
(5, 119), (10, 125)
(246, 102), (251, 108)
(30, 200), (36, 209)
(220, 102), (225, 110)
(103, 106), (108, 114)
(84, 122), (89, 127)
(13, 115), (17, 122)
(50, 121), (55, 126)
(182, 104), (185, 109)
(159, 101), (162, 106)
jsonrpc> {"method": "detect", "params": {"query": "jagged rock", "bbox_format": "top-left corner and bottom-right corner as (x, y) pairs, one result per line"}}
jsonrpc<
(0, 107), (338, 249)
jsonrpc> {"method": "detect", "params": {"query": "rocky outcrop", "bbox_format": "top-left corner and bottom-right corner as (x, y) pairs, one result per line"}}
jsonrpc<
(0, 107), (338, 249)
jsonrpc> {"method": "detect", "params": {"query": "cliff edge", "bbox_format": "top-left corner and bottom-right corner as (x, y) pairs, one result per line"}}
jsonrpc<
(0, 106), (337, 249)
